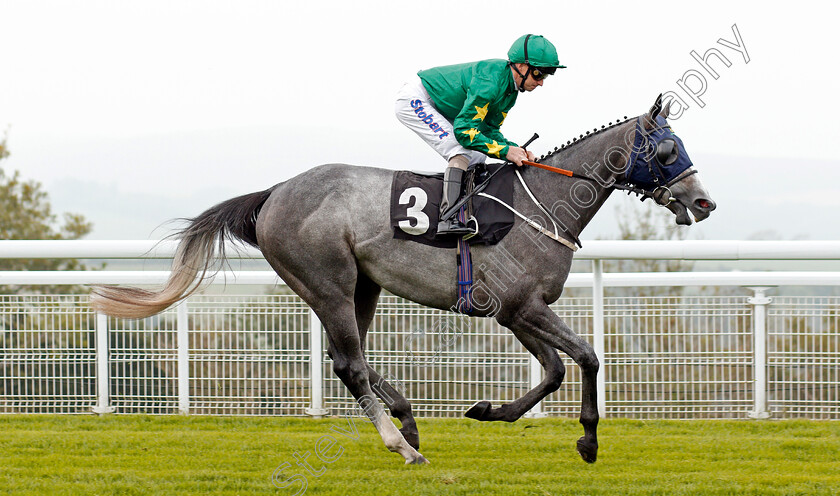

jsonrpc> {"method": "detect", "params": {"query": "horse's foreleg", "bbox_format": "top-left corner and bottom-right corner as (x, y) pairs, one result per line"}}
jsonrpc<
(465, 328), (565, 422)
(497, 301), (600, 463)
(354, 273), (420, 450)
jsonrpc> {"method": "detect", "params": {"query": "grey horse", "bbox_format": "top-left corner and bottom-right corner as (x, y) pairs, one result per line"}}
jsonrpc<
(91, 96), (716, 465)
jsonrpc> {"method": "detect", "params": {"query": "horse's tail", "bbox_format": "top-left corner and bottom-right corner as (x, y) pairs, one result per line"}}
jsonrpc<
(90, 188), (274, 319)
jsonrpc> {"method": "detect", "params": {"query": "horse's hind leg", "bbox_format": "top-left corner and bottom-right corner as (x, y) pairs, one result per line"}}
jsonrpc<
(366, 368), (419, 449)
(354, 273), (420, 450)
(320, 302), (428, 464)
(260, 243), (426, 464)
(465, 328), (565, 422)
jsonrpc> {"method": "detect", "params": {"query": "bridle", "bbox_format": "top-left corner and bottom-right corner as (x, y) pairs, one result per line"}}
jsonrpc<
(493, 116), (699, 249)
(525, 116), (697, 208)
(443, 118), (699, 250)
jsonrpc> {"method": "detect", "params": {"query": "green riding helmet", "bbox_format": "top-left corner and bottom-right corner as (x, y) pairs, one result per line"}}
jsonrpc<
(507, 34), (566, 73)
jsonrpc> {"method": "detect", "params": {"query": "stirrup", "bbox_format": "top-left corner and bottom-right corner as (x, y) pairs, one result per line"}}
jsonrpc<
(462, 215), (479, 241)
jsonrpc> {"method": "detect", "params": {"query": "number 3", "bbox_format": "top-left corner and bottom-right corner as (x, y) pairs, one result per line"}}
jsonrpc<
(398, 187), (429, 235)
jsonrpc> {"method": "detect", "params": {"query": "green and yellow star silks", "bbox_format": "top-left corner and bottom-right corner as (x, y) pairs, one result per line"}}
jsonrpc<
(462, 128), (480, 143)
(484, 140), (506, 158)
(418, 59), (519, 160)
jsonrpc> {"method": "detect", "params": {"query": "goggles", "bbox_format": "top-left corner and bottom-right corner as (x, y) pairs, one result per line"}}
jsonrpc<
(530, 66), (556, 81)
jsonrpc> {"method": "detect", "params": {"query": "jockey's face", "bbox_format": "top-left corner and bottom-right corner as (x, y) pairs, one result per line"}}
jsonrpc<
(512, 63), (545, 92)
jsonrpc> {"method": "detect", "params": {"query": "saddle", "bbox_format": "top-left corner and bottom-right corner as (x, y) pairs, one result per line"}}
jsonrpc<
(389, 163), (516, 249)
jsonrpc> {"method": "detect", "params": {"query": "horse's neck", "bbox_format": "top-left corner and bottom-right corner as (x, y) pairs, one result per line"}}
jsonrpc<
(525, 122), (632, 238)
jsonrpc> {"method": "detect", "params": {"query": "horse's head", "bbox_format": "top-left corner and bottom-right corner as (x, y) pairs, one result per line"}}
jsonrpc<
(625, 95), (716, 225)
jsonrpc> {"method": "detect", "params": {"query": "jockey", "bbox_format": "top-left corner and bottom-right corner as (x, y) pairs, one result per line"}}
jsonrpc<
(395, 34), (565, 236)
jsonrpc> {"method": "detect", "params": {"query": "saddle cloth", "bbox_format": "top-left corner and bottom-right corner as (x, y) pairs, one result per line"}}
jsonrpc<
(390, 163), (515, 248)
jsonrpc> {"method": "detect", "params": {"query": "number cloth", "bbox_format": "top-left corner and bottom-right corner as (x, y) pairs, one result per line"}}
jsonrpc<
(389, 165), (516, 248)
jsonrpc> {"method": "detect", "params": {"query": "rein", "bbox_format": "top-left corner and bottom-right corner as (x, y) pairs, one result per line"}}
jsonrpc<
(451, 118), (698, 251)
(476, 171), (580, 252)
(521, 158), (681, 201)
(440, 133), (540, 221)
(522, 115), (699, 207)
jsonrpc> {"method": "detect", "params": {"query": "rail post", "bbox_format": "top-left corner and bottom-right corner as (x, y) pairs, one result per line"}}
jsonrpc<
(305, 308), (329, 418)
(92, 313), (115, 414)
(747, 287), (773, 419)
(592, 260), (607, 418)
(177, 300), (190, 415)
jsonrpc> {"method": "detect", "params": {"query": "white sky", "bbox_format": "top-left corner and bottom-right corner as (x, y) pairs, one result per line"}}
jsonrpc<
(2, 0), (840, 240)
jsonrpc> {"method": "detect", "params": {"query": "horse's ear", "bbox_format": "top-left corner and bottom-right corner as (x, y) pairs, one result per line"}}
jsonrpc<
(661, 99), (672, 119)
(643, 94), (663, 130)
(650, 93), (663, 117)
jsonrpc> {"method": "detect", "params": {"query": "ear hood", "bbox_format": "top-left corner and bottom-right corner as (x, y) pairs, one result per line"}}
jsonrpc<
(627, 116), (694, 188)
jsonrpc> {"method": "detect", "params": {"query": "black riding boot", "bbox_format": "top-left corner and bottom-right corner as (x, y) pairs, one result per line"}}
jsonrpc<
(436, 166), (474, 237)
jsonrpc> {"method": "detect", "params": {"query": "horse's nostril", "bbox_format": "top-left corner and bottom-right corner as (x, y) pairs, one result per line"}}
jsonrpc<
(696, 199), (716, 211)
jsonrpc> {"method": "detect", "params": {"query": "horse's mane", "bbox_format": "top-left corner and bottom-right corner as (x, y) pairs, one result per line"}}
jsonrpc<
(539, 115), (633, 162)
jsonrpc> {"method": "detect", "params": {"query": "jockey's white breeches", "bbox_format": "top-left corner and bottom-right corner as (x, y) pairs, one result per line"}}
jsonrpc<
(395, 77), (486, 166)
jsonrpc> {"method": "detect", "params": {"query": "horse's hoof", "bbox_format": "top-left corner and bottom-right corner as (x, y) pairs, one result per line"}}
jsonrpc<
(400, 427), (420, 450)
(406, 453), (430, 465)
(576, 437), (598, 463)
(465, 401), (492, 421)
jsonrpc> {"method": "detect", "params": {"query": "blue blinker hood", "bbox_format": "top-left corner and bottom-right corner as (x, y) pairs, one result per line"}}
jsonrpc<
(627, 115), (694, 188)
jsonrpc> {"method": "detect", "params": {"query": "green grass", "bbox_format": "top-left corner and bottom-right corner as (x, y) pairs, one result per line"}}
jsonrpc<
(1, 415), (839, 495)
